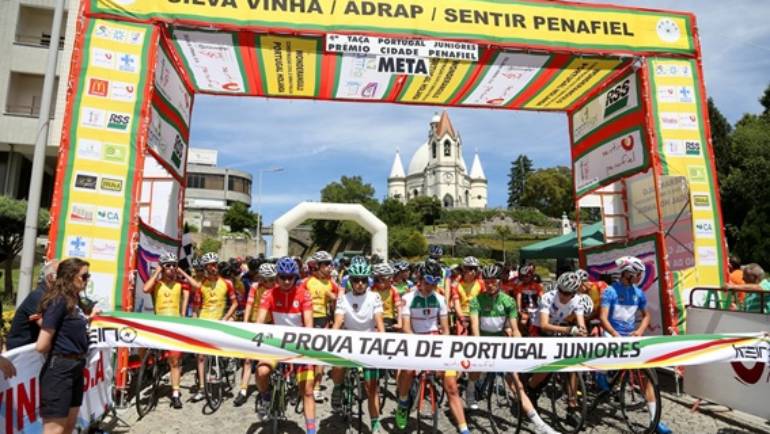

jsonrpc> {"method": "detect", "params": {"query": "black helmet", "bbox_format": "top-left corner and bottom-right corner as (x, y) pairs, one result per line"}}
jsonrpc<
(420, 260), (443, 279)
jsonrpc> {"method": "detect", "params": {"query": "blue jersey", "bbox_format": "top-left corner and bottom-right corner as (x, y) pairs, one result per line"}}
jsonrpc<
(601, 282), (646, 336)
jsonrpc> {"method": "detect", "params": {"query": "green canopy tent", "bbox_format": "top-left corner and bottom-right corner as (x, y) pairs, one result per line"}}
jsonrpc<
(520, 222), (605, 260)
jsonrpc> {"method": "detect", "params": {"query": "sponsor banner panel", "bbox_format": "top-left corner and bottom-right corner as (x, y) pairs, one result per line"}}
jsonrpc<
(172, 28), (247, 93)
(333, 54), (395, 100)
(583, 237), (665, 335)
(0, 346), (113, 434)
(571, 72), (640, 142)
(525, 57), (622, 110)
(91, 0), (696, 54)
(52, 18), (154, 311)
(573, 128), (649, 196)
(154, 45), (193, 126)
(256, 35), (321, 97)
(148, 106), (188, 178)
(92, 312), (767, 372)
(460, 51), (550, 107)
(326, 33), (478, 61)
(397, 58), (474, 104)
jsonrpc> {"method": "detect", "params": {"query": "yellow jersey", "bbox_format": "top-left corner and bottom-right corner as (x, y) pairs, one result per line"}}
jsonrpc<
(303, 276), (340, 319)
(451, 279), (485, 316)
(199, 278), (235, 320)
(247, 283), (273, 323)
(154, 280), (183, 316)
(373, 286), (401, 320)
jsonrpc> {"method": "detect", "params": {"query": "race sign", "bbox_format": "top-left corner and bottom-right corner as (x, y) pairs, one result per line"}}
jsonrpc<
(326, 33), (478, 61)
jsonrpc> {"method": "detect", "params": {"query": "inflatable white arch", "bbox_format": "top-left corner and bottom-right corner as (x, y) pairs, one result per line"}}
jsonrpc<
(272, 202), (388, 260)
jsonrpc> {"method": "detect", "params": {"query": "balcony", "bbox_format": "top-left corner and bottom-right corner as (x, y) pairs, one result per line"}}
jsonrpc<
(14, 6), (67, 50)
(4, 72), (58, 119)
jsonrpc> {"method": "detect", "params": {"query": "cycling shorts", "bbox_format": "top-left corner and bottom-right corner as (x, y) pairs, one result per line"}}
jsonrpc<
(313, 317), (329, 329)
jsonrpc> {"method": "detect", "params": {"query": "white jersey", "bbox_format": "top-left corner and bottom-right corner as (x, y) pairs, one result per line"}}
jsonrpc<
(538, 290), (584, 326)
(401, 290), (448, 334)
(335, 290), (383, 332)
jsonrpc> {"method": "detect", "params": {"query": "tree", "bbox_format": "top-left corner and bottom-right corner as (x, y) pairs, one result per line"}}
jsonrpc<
(760, 82), (770, 117)
(494, 225), (513, 264)
(444, 213), (463, 257)
(312, 176), (379, 249)
(0, 197), (50, 295)
(708, 98), (733, 183)
(388, 226), (427, 258)
(520, 166), (573, 218)
(223, 202), (259, 233)
(406, 196), (442, 226)
(378, 198), (421, 229)
(198, 238), (222, 256)
(507, 154), (533, 208)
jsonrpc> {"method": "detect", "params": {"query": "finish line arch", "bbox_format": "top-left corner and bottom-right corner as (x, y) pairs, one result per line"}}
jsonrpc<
(271, 202), (387, 260)
(46, 0), (726, 337)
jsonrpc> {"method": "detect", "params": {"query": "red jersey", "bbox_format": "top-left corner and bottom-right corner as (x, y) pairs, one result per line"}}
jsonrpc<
(259, 285), (312, 327)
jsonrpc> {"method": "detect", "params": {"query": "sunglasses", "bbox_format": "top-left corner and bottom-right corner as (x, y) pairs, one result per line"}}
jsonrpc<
(350, 277), (369, 285)
(277, 274), (296, 281)
(462, 267), (477, 272)
(162, 263), (176, 268)
(79, 273), (91, 281)
(318, 261), (332, 267)
(423, 275), (441, 285)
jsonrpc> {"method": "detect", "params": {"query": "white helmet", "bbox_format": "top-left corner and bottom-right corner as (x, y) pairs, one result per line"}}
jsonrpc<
(258, 263), (277, 278)
(616, 256), (645, 274)
(575, 269), (590, 282)
(311, 250), (333, 263)
(372, 263), (395, 277)
(578, 293), (594, 316)
(556, 272), (581, 294)
(462, 256), (480, 268)
(158, 252), (177, 265)
(200, 252), (219, 265)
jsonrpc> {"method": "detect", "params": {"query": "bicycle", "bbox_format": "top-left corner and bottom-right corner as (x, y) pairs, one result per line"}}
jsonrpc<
(525, 370), (588, 434)
(585, 368), (661, 434)
(264, 363), (301, 433)
(202, 354), (237, 411)
(339, 368), (366, 434)
(470, 372), (523, 434)
(410, 370), (445, 434)
(135, 349), (169, 418)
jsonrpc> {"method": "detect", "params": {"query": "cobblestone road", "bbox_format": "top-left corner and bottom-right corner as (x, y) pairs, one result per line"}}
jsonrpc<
(102, 367), (770, 434)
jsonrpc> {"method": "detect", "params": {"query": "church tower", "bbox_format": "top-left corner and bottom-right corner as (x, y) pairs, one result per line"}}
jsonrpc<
(387, 149), (406, 202)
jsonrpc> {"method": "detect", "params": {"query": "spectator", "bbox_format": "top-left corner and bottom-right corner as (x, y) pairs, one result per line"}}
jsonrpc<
(36, 258), (92, 434)
(742, 263), (770, 313)
(0, 355), (16, 379)
(6, 260), (58, 350)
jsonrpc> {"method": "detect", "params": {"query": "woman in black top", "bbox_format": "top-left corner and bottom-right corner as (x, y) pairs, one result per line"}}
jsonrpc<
(35, 258), (91, 434)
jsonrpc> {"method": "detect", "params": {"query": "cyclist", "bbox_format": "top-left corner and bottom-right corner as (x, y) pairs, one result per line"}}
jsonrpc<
(234, 262), (277, 407)
(469, 264), (559, 434)
(512, 264), (544, 336)
(392, 261), (413, 295)
(220, 261), (247, 321)
(329, 259), (386, 433)
(301, 250), (340, 402)
(600, 256), (672, 434)
(450, 256), (485, 336)
(253, 257), (317, 433)
(142, 252), (199, 409)
(371, 263), (402, 331)
(395, 261), (470, 434)
(191, 252), (238, 402)
(575, 269), (606, 326)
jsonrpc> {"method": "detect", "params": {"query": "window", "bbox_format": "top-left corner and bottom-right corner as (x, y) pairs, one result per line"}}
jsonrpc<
(444, 140), (451, 157)
(443, 194), (454, 208)
(187, 173), (224, 190)
(15, 6), (67, 49)
(431, 142), (437, 159)
(228, 176), (251, 194)
(465, 190), (470, 205)
(413, 189), (419, 198)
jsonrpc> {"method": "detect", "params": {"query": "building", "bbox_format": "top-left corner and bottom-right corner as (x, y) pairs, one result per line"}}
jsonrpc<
(183, 148), (253, 235)
(0, 0), (76, 206)
(387, 111), (487, 208)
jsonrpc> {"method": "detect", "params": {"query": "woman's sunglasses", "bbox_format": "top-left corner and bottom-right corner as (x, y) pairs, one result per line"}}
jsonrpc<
(350, 277), (369, 285)
(79, 273), (91, 281)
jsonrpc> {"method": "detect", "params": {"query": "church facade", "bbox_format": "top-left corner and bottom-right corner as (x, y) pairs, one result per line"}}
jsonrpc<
(387, 111), (487, 209)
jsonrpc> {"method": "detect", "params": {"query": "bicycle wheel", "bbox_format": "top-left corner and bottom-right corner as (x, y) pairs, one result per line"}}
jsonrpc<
(416, 376), (439, 434)
(203, 356), (224, 411)
(546, 372), (587, 434)
(620, 369), (660, 434)
(135, 350), (161, 418)
(378, 369), (390, 410)
(269, 370), (286, 434)
(484, 373), (523, 434)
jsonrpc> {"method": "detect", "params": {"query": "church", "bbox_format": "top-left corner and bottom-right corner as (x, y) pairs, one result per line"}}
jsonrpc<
(387, 111), (488, 209)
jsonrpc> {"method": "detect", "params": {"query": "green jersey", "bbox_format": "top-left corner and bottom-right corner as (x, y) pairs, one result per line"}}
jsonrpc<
(469, 291), (518, 336)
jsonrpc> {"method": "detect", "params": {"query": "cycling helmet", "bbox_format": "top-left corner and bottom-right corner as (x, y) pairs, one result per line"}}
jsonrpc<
(311, 250), (333, 263)
(462, 256), (481, 268)
(217, 261), (232, 277)
(518, 264), (535, 277)
(481, 264), (503, 280)
(200, 252), (219, 265)
(429, 245), (444, 258)
(578, 293), (594, 317)
(348, 260), (372, 278)
(158, 252), (177, 265)
(372, 263), (395, 277)
(247, 257), (263, 273)
(191, 257), (201, 270)
(394, 261), (410, 272)
(350, 255), (368, 266)
(616, 256), (645, 274)
(420, 260), (443, 279)
(575, 269), (590, 282)
(276, 256), (300, 276)
(258, 262), (277, 278)
(556, 272), (582, 294)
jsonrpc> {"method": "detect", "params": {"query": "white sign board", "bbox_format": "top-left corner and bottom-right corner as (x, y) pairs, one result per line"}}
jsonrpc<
(173, 29), (246, 93)
(574, 129), (648, 196)
(187, 148), (218, 165)
(326, 34), (478, 61)
(154, 46), (192, 126)
(460, 52), (550, 107)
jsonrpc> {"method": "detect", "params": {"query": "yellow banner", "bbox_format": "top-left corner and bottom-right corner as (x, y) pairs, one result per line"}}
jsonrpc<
(92, 0), (695, 55)
(525, 57), (622, 110)
(256, 35), (321, 97)
(398, 58), (474, 104)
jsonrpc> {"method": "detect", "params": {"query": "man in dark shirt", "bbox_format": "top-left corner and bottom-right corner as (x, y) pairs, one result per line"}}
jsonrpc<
(6, 260), (57, 350)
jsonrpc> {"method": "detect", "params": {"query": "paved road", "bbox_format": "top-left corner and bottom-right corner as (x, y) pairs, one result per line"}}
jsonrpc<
(102, 366), (770, 434)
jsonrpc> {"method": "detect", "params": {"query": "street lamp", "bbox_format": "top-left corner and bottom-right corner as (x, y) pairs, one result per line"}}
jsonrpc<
(255, 166), (283, 256)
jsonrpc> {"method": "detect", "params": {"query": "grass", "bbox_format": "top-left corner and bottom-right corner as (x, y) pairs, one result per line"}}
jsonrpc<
(1, 264), (41, 312)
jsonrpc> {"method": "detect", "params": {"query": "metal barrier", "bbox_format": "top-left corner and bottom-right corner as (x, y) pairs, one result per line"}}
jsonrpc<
(689, 286), (768, 314)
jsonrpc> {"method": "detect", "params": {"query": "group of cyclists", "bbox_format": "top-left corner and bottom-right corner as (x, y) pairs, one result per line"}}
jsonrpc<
(142, 245), (672, 434)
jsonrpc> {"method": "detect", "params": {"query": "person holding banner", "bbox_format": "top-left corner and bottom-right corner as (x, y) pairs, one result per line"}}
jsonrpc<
(253, 257), (317, 434)
(330, 259), (386, 433)
(600, 256), (672, 434)
(35, 258), (91, 434)
(143, 251), (199, 409)
(395, 260), (470, 434)
(469, 264), (559, 434)
(192, 252), (238, 402)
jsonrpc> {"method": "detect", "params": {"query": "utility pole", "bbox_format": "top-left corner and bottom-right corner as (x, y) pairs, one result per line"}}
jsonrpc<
(17, 0), (66, 306)
(255, 167), (283, 255)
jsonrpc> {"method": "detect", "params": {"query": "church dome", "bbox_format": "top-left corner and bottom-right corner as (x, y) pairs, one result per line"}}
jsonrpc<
(407, 142), (429, 176)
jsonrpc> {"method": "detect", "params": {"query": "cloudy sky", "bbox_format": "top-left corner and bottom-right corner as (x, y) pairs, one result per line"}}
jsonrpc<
(189, 0), (770, 226)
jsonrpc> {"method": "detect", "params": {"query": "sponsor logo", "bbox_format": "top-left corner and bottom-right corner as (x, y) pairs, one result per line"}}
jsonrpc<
(103, 144), (127, 163)
(92, 48), (115, 69)
(654, 63), (692, 78)
(660, 113), (679, 129)
(171, 135), (185, 168)
(128, 31), (143, 45)
(693, 194), (710, 209)
(91, 238), (119, 261)
(88, 78), (109, 97)
(94, 25), (111, 39)
(620, 134), (635, 151)
(96, 208), (121, 228)
(604, 78), (631, 117)
(107, 113), (130, 131)
(657, 86), (678, 103)
(67, 236), (89, 258)
(77, 139), (102, 160)
(697, 246), (718, 266)
(109, 81), (136, 102)
(221, 82), (240, 92)
(688, 166), (707, 183)
(81, 107), (106, 129)
(74, 173), (98, 190)
(685, 140), (701, 156)
(118, 53), (137, 73)
(678, 113), (698, 130)
(460, 360), (471, 370)
(678, 86), (694, 103)
(100, 177), (124, 193)
(664, 139), (685, 156)
(694, 219), (715, 239)
(361, 82), (378, 98)
(70, 204), (95, 224)
(656, 18), (681, 43)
